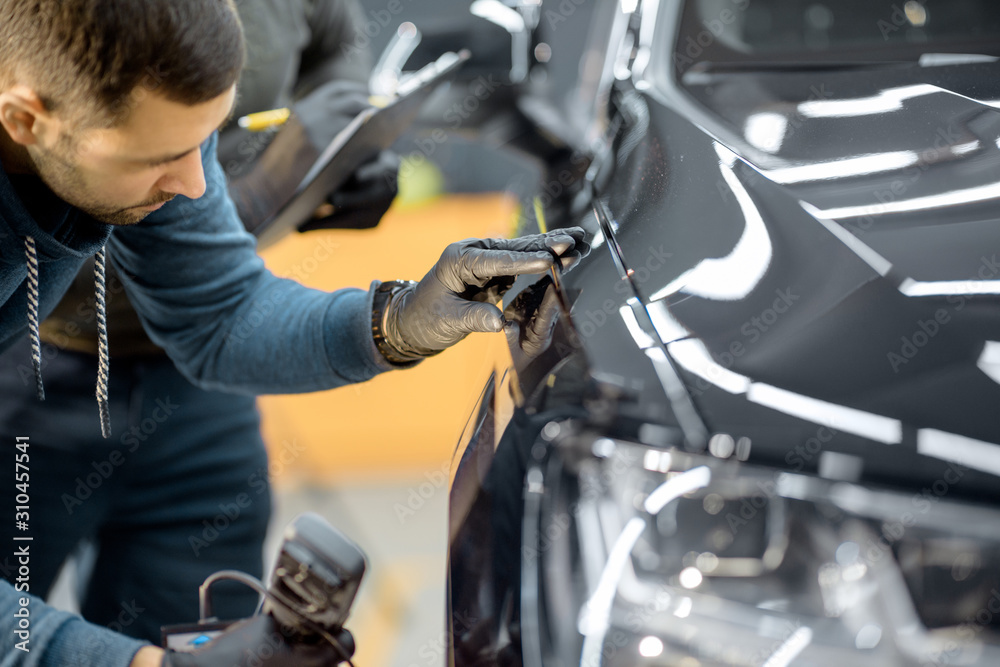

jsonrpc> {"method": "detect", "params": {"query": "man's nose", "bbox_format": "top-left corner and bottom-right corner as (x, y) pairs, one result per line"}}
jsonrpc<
(156, 149), (207, 200)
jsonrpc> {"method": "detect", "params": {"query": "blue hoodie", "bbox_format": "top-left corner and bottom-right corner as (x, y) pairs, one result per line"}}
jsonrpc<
(1, 132), (393, 390)
(0, 133), (394, 665)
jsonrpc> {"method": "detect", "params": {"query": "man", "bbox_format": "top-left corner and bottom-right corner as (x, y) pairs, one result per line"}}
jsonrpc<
(0, 1), (585, 665)
(0, 0), (394, 647)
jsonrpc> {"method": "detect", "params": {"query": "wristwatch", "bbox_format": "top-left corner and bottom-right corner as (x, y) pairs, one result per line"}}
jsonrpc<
(371, 280), (426, 366)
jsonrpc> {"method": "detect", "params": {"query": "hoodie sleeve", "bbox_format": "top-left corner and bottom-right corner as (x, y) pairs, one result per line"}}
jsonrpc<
(0, 580), (147, 667)
(107, 132), (397, 395)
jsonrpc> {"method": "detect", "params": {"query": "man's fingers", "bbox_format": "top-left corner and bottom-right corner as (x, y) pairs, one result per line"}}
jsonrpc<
(481, 235), (561, 254)
(478, 227), (585, 257)
(549, 226), (587, 250)
(444, 227), (590, 287)
(557, 250), (586, 270)
(456, 301), (505, 334)
(546, 238), (574, 256)
(501, 280), (561, 360)
(527, 283), (561, 338)
(543, 227), (587, 255)
(555, 232), (591, 271)
(457, 248), (555, 285)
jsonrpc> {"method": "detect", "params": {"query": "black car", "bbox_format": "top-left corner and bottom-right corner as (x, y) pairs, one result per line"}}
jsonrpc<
(429, 1), (1000, 665)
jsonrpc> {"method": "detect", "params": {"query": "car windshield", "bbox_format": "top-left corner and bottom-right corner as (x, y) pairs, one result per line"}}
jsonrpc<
(675, 0), (1000, 74)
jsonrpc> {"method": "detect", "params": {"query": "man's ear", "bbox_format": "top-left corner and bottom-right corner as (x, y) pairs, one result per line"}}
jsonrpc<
(0, 85), (53, 147)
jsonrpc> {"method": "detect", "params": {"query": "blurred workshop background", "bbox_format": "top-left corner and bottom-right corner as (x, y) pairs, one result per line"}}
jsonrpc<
(256, 2), (557, 666)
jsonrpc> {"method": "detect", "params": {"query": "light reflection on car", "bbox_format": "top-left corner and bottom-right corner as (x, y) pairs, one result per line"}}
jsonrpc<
(437, 1), (1000, 665)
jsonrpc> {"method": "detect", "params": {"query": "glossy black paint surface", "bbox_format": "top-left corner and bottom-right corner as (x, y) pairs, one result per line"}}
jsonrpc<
(593, 60), (1000, 493)
(446, 3), (1000, 666)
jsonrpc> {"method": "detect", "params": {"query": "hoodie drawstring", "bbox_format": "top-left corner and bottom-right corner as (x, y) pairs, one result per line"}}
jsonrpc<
(94, 248), (111, 439)
(24, 236), (44, 401)
(24, 236), (112, 439)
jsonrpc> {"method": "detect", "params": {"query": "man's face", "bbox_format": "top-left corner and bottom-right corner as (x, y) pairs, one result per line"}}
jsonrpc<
(28, 85), (237, 226)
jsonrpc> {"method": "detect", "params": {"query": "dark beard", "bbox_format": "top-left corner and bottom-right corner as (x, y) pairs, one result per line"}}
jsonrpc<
(29, 143), (173, 226)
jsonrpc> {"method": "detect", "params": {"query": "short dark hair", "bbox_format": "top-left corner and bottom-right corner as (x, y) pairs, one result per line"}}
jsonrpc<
(0, 0), (245, 126)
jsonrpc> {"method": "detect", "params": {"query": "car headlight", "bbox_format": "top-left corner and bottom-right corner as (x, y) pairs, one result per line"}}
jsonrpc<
(522, 424), (1000, 667)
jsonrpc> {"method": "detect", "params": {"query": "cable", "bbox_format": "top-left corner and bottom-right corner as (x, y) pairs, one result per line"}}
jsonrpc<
(196, 570), (357, 667)
(198, 570), (268, 622)
(293, 614), (357, 667)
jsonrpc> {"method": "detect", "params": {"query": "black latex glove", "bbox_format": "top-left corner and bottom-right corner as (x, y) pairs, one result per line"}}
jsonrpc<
(299, 150), (400, 232)
(161, 615), (349, 667)
(381, 227), (588, 359)
(329, 150), (400, 210)
(289, 79), (397, 231)
(503, 276), (562, 365)
(292, 80), (371, 150)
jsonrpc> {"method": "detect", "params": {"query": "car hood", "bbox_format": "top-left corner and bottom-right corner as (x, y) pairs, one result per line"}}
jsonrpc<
(544, 63), (1000, 496)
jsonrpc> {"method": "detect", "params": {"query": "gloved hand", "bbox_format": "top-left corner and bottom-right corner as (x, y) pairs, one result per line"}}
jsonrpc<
(503, 275), (562, 364)
(292, 80), (371, 150)
(161, 614), (351, 667)
(377, 227), (588, 363)
(231, 79), (380, 237)
(299, 150), (400, 232)
(292, 80), (399, 232)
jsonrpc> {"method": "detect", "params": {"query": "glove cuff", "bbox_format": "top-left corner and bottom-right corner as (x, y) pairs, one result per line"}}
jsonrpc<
(372, 281), (440, 365)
